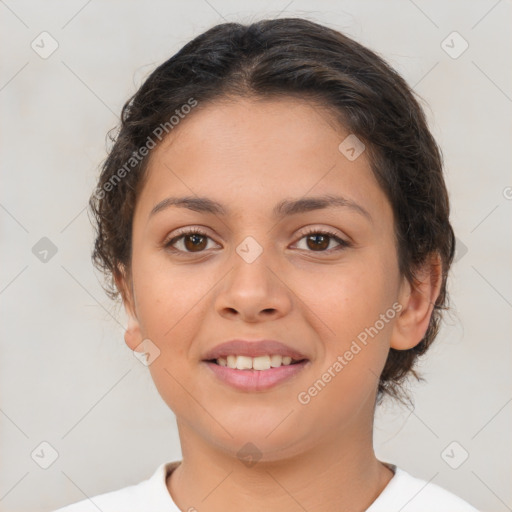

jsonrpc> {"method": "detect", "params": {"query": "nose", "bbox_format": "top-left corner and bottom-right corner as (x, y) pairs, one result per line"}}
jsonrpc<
(214, 248), (293, 323)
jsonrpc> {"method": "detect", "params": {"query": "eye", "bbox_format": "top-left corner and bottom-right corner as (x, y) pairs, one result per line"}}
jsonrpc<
(163, 227), (217, 253)
(294, 227), (350, 253)
(163, 227), (351, 254)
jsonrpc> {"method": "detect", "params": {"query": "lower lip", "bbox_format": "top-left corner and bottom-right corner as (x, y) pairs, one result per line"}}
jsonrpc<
(203, 360), (309, 391)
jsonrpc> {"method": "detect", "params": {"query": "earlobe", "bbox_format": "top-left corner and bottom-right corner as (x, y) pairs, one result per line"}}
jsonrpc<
(390, 253), (443, 351)
(114, 266), (143, 352)
(124, 312), (143, 352)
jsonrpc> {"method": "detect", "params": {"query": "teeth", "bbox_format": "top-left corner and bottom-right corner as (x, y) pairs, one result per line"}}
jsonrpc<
(218, 354), (296, 370)
(253, 355), (271, 370)
(236, 355), (253, 370)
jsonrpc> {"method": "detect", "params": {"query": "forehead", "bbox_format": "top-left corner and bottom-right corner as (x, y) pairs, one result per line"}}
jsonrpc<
(136, 96), (391, 224)
(155, 95), (343, 157)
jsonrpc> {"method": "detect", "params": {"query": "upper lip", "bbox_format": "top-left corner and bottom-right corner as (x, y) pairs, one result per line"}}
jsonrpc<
(202, 339), (309, 361)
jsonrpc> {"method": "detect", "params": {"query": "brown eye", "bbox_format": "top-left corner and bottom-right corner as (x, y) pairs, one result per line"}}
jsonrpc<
(183, 233), (208, 252)
(295, 229), (349, 253)
(165, 228), (214, 253)
(305, 233), (330, 251)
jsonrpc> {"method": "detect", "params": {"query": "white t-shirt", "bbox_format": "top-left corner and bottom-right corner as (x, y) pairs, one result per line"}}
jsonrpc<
(52, 460), (479, 511)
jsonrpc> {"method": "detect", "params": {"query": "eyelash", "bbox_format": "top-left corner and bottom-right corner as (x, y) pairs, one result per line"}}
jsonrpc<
(163, 226), (351, 255)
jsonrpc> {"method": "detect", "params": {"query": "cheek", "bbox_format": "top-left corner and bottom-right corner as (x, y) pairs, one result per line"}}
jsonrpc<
(132, 257), (209, 411)
(132, 251), (210, 337)
(303, 258), (397, 335)
(302, 249), (399, 382)
(297, 271), (395, 416)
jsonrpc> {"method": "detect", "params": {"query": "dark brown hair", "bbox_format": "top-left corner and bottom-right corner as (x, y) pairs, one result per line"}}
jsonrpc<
(89, 17), (455, 405)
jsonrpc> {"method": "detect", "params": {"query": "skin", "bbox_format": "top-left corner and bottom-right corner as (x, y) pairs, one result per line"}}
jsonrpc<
(116, 96), (442, 512)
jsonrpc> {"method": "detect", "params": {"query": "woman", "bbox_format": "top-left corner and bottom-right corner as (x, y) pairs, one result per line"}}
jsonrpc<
(53, 17), (478, 512)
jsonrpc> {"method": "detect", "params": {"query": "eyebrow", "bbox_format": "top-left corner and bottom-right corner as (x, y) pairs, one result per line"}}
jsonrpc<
(149, 194), (372, 222)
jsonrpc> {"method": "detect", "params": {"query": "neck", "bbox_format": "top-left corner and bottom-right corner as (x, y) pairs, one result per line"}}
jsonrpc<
(167, 408), (393, 512)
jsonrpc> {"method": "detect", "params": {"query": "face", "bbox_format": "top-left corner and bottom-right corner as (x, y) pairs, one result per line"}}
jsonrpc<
(120, 97), (410, 460)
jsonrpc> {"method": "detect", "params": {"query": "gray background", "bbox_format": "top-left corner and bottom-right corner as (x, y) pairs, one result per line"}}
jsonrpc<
(1, 1), (510, 511)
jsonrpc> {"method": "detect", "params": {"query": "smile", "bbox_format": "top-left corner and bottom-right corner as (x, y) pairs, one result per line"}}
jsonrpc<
(212, 354), (303, 370)
(203, 358), (309, 391)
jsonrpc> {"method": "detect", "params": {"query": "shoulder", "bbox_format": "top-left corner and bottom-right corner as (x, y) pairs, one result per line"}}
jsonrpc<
(367, 464), (480, 512)
(50, 461), (181, 512)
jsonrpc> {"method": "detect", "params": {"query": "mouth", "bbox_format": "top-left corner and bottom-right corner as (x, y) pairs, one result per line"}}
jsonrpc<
(202, 356), (310, 391)
(204, 354), (308, 370)
(201, 339), (310, 390)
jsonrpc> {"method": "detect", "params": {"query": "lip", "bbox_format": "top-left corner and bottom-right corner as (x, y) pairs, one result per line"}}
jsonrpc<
(203, 359), (310, 391)
(202, 339), (309, 361)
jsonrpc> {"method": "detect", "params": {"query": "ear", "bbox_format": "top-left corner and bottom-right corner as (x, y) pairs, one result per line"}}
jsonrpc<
(114, 265), (143, 353)
(391, 252), (443, 350)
